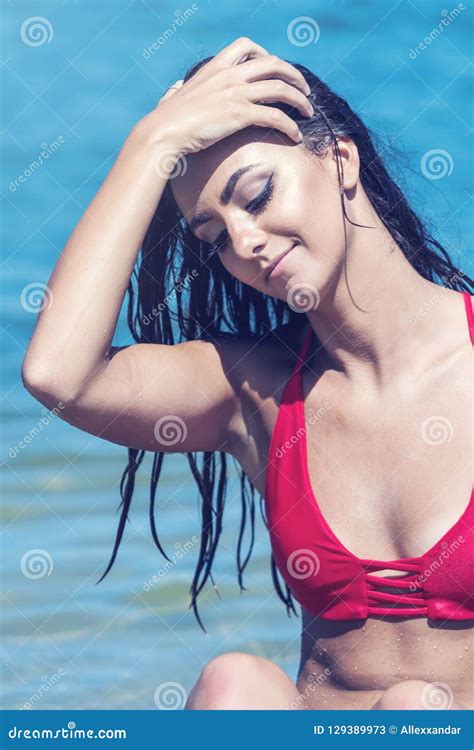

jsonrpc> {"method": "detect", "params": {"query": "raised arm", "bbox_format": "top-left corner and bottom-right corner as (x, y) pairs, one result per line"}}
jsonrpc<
(21, 37), (311, 454)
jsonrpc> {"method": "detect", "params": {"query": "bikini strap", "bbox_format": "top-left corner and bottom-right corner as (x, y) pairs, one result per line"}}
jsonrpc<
(462, 291), (474, 345)
(290, 324), (314, 377)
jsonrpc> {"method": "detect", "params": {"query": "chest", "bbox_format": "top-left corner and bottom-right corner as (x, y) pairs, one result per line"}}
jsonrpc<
(237, 348), (472, 563)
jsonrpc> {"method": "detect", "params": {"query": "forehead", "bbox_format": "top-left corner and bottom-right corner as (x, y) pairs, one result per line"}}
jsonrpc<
(170, 126), (296, 219)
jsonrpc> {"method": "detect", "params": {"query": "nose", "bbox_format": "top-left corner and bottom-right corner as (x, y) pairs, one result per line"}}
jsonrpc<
(229, 216), (268, 261)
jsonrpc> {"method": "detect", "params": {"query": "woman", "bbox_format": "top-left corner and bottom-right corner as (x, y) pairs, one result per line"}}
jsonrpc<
(21, 37), (473, 710)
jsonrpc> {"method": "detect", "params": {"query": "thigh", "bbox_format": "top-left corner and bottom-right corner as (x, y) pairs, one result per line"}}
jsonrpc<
(371, 680), (468, 710)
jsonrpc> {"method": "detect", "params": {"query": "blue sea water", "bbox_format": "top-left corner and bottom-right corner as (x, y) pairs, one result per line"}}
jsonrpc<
(1, 0), (472, 709)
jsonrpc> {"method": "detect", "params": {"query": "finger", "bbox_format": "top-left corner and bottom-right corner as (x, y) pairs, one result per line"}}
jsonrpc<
(235, 55), (311, 96)
(245, 103), (303, 143)
(212, 36), (269, 69)
(243, 80), (314, 118)
(161, 79), (184, 101)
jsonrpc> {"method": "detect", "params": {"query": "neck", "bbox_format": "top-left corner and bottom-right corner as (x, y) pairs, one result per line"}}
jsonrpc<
(305, 221), (459, 388)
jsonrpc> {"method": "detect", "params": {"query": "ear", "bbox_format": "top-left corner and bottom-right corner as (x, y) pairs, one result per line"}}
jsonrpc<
(329, 136), (359, 192)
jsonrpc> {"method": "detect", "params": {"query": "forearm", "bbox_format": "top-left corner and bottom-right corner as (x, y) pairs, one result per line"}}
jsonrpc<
(22, 116), (177, 400)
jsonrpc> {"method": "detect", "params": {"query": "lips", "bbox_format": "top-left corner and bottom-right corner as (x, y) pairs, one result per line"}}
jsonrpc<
(265, 243), (297, 281)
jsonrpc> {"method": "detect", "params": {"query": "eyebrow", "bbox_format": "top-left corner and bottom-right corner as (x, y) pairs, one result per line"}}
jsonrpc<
(188, 162), (262, 233)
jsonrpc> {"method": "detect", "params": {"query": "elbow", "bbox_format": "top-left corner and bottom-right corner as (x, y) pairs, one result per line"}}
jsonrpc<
(21, 359), (74, 408)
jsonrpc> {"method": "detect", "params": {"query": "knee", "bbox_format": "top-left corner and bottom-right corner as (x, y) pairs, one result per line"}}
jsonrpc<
(376, 680), (454, 710)
(185, 652), (261, 710)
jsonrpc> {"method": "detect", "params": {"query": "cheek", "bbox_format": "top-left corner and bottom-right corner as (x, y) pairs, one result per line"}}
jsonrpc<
(286, 167), (345, 260)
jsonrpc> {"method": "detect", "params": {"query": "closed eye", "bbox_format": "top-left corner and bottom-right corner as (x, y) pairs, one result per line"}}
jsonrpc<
(207, 173), (275, 257)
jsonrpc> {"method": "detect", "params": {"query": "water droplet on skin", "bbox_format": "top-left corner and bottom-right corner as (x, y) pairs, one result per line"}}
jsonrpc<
(82, 328), (87, 333)
(464, 645), (469, 651)
(354, 666), (358, 670)
(458, 655), (463, 659)
(396, 637), (400, 641)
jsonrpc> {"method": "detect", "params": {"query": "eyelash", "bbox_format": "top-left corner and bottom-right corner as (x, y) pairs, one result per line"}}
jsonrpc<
(208, 174), (275, 256)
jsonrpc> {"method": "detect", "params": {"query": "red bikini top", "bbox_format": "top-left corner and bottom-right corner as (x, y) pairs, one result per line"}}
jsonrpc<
(265, 290), (474, 620)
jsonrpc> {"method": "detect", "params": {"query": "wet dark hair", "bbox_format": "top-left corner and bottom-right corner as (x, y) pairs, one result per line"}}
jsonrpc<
(96, 55), (474, 632)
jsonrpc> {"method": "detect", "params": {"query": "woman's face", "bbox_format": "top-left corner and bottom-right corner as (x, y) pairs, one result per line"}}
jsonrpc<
(171, 126), (351, 304)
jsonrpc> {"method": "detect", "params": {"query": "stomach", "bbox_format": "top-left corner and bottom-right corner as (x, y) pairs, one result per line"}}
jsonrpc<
(296, 608), (474, 709)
